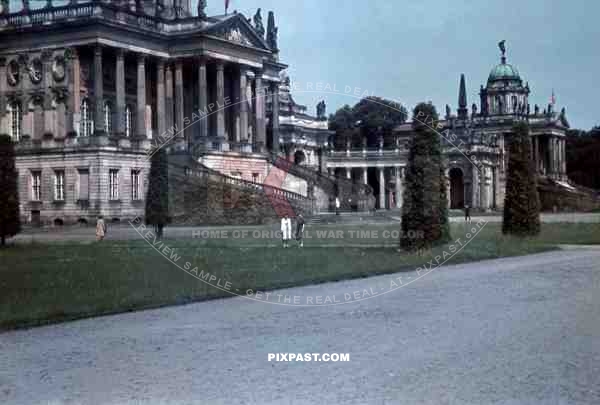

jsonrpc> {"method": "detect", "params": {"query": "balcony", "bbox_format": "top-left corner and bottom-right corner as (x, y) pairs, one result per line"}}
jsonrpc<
(0, 2), (201, 34)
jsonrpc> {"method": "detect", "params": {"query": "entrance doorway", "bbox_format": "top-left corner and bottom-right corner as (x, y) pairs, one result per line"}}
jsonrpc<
(449, 168), (465, 209)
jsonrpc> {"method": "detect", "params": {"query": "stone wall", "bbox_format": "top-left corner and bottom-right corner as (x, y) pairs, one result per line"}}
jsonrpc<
(538, 178), (600, 212)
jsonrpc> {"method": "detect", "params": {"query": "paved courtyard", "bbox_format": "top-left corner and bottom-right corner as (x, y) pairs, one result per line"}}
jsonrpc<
(1, 248), (599, 404)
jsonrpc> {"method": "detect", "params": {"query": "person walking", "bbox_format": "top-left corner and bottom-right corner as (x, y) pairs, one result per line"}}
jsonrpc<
(96, 215), (107, 241)
(464, 205), (471, 223)
(295, 214), (305, 247)
(281, 215), (292, 248)
(335, 197), (340, 215)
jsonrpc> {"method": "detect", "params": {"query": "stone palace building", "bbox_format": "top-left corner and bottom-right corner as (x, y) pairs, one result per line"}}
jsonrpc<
(0, 1), (577, 225)
(0, 0), (337, 225)
(327, 46), (570, 210)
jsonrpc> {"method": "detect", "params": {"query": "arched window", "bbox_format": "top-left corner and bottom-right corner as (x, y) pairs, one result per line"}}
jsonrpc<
(103, 101), (112, 134)
(125, 105), (133, 137)
(80, 98), (93, 137)
(8, 101), (22, 141)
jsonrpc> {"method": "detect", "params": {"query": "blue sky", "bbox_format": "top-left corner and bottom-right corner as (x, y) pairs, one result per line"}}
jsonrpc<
(12, 0), (599, 129)
(200, 0), (598, 129)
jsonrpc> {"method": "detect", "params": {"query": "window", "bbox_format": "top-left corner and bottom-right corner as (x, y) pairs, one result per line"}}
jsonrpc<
(131, 169), (142, 200)
(8, 101), (21, 141)
(54, 170), (65, 201)
(109, 169), (119, 200)
(125, 105), (133, 137)
(31, 171), (41, 201)
(103, 101), (112, 134)
(78, 169), (89, 200)
(80, 98), (93, 137)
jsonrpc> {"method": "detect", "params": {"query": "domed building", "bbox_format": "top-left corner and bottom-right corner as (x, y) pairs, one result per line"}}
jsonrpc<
(329, 42), (571, 211)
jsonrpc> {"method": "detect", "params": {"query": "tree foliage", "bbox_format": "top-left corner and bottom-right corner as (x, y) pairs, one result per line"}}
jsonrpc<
(566, 127), (600, 190)
(145, 148), (170, 237)
(329, 97), (408, 149)
(0, 135), (20, 246)
(400, 103), (449, 251)
(502, 121), (541, 236)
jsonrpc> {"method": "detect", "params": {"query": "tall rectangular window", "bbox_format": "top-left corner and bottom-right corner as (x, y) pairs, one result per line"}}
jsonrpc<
(109, 169), (119, 200)
(131, 170), (141, 201)
(78, 169), (89, 201)
(54, 170), (65, 201)
(31, 171), (41, 201)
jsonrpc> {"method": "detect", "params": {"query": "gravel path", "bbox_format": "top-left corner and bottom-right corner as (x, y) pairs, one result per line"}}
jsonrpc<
(11, 212), (600, 244)
(1, 249), (599, 404)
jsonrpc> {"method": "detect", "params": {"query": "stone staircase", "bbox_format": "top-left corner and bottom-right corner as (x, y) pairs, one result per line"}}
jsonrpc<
(267, 154), (376, 212)
(166, 153), (314, 224)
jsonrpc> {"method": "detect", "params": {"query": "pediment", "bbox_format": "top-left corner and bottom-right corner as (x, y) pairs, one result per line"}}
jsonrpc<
(205, 15), (270, 50)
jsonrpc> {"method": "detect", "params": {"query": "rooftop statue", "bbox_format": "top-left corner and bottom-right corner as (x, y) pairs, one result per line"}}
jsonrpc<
(197, 0), (206, 19)
(316, 100), (327, 120)
(445, 104), (451, 118)
(498, 40), (506, 57)
(266, 11), (278, 51)
(253, 8), (265, 38)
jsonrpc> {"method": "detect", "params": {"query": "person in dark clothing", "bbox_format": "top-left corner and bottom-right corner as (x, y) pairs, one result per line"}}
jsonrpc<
(296, 214), (305, 247)
(465, 205), (471, 223)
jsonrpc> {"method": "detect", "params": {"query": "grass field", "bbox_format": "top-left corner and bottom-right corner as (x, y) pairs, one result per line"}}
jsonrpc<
(1, 222), (599, 330)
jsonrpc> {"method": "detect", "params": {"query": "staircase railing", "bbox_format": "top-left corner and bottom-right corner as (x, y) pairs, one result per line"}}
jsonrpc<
(267, 153), (375, 211)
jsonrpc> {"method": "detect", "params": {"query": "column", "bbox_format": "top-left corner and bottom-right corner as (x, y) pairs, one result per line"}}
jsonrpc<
(174, 60), (184, 142)
(480, 167), (488, 210)
(197, 56), (208, 141)
(136, 54), (146, 138)
(0, 58), (5, 134)
(156, 59), (166, 138)
(471, 165), (479, 208)
(271, 82), (280, 153)
(561, 138), (567, 177)
(254, 69), (266, 152)
(65, 48), (79, 136)
(42, 50), (54, 136)
(395, 167), (403, 209)
(533, 136), (539, 174)
(239, 68), (248, 142)
(165, 64), (173, 133)
(246, 72), (254, 144)
(363, 167), (368, 185)
(492, 166), (498, 209)
(93, 45), (104, 135)
(379, 167), (385, 210)
(232, 68), (241, 144)
(214, 61), (225, 140)
(115, 49), (126, 136)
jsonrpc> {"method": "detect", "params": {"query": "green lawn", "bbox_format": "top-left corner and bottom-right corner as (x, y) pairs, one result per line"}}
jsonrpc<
(1, 222), (599, 330)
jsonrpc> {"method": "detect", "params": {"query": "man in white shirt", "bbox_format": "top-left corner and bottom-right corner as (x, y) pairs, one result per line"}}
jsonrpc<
(281, 215), (292, 248)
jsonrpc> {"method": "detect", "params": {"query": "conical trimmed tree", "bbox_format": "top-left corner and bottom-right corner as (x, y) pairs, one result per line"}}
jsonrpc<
(0, 135), (21, 246)
(400, 103), (450, 251)
(502, 121), (541, 236)
(145, 147), (170, 238)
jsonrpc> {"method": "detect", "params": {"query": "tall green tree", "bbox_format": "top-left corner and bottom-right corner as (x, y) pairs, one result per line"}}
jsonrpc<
(0, 135), (20, 246)
(400, 103), (449, 251)
(145, 147), (170, 238)
(502, 121), (541, 236)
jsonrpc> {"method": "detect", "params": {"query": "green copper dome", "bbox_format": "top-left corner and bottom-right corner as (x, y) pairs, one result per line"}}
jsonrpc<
(488, 62), (520, 82)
